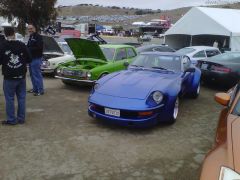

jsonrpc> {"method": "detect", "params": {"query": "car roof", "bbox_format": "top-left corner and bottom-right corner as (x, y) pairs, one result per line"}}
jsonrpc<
(100, 44), (135, 49)
(183, 46), (219, 51)
(140, 51), (183, 57)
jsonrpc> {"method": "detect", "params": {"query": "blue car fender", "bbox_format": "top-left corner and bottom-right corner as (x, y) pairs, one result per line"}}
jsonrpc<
(189, 68), (201, 93)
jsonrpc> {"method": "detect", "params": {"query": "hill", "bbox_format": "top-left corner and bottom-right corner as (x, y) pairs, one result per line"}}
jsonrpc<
(57, 3), (240, 24)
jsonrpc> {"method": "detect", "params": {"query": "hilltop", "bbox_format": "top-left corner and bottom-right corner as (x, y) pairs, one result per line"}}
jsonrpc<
(57, 3), (240, 24)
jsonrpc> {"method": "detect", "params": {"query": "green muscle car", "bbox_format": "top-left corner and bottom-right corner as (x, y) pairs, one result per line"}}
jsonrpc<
(55, 38), (137, 84)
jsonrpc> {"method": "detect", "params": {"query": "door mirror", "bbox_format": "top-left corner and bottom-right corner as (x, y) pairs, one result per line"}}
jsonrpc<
(185, 67), (195, 73)
(123, 61), (129, 67)
(215, 93), (230, 106)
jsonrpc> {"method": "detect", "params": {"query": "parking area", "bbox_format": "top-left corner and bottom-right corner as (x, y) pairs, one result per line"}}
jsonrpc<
(0, 69), (224, 180)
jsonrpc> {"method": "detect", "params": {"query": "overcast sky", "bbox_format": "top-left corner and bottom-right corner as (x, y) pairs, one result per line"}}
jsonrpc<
(57, 0), (240, 10)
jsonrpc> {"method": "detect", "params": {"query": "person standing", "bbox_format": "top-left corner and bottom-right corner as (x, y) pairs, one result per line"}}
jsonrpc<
(0, 27), (31, 125)
(27, 24), (44, 96)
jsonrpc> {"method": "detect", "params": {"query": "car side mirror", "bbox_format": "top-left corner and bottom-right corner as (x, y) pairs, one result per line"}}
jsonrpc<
(215, 93), (230, 106)
(123, 61), (129, 67)
(185, 68), (195, 73)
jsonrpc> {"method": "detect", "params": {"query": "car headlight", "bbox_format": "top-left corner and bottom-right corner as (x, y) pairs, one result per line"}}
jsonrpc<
(87, 72), (91, 79)
(152, 91), (163, 104)
(219, 167), (240, 180)
(94, 83), (100, 91)
(43, 61), (50, 67)
(56, 68), (62, 74)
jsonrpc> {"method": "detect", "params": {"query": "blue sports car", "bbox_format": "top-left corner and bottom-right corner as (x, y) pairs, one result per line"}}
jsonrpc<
(88, 52), (201, 127)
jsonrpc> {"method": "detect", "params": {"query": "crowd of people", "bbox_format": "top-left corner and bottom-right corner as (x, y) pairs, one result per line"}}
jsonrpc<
(0, 24), (44, 126)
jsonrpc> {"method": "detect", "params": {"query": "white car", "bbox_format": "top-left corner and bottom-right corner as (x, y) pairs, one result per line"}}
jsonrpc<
(175, 46), (221, 65)
(41, 36), (75, 74)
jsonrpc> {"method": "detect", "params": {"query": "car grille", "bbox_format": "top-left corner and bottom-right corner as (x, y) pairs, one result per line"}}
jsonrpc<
(62, 69), (83, 76)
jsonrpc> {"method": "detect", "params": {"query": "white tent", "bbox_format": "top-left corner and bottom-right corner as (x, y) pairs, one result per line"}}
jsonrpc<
(164, 7), (240, 51)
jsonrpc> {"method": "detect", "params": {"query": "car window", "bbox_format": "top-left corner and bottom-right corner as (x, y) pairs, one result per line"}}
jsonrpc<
(182, 56), (191, 70)
(101, 48), (115, 61)
(231, 85), (240, 116)
(193, 51), (206, 58)
(115, 48), (127, 61)
(233, 93), (240, 116)
(206, 50), (218, 57)
(127, 48), (136, 58)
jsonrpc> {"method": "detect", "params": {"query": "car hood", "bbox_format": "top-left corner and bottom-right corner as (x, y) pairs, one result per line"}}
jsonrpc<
(231, 116), (240, 172)
(97, 69), (180, 99)
(65, 38), (107, 61)
(42, 36), (64, 55)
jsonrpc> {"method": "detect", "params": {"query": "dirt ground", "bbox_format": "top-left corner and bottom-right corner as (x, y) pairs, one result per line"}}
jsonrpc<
(0, 37), (225, 180)
(0, 70), (224, 180)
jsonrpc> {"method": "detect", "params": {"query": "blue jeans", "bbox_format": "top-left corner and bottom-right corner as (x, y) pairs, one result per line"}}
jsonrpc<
(29, 58), (44, 93)
(3, 79), (26, 123)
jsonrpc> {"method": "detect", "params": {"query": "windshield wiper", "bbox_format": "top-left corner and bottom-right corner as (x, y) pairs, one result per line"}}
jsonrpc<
(130, 65), (144, 67)
(151, 66), (174, 72)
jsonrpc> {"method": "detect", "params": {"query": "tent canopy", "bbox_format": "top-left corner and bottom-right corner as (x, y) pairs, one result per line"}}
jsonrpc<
(165, 7), (240, 51)
(165, 7), (240, 36)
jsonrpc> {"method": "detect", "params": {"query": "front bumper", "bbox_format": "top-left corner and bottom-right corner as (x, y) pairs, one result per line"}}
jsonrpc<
(55, 76), (95, 84)
(88, 104), (164, 128)
(41, 68), (55, 73)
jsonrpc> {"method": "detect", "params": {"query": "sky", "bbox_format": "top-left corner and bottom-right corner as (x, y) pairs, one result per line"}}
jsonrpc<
(57, 0), (240, 10)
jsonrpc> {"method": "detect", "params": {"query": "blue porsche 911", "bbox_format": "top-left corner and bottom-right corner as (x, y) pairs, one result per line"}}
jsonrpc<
(88, 52), (201, 127)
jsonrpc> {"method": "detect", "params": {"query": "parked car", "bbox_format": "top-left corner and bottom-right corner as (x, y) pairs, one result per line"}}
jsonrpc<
(88, 52), (201, 127)
(41, 36), (75, 74)
(200, 83), (240, 180)
(197, 52), (240, 87)
(55, 38), (137, 85)
(137, 44), (176, 53)
(176, 46), (221, 65)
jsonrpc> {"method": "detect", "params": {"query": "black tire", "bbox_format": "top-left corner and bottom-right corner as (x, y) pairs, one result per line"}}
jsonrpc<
(98, 73), (108, 80)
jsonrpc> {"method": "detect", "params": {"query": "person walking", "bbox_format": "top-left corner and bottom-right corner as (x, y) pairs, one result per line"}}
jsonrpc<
(27, 24), (44, 96)
(0, 27), (31, 125)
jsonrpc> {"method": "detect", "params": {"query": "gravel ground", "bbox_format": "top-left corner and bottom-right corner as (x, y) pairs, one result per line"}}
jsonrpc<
(0, 37), (224, 180)
(0, 72), (223, 180)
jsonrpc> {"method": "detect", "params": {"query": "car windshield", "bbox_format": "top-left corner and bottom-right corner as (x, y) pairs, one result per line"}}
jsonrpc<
(176, 48), (195, 54)
(208, 52), (240, 62)
(58, 43), (72, 55)
(101, 47), (115, 61)
(131, 54), (181, 71)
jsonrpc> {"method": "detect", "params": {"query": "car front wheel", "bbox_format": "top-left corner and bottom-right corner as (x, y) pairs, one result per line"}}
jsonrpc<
(168, 97), (179, 124)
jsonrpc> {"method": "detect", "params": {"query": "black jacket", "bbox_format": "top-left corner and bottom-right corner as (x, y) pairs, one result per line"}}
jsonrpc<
(27, 32), (43, 59)
(0, 40), (31, 79)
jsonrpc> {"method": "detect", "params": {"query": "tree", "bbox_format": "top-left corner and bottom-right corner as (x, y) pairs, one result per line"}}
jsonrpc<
(0, 0), (57, 35)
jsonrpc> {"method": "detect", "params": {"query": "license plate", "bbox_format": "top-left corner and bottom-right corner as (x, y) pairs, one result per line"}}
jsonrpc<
(201, 63), (208, 70)
(105, 108), (120, 117)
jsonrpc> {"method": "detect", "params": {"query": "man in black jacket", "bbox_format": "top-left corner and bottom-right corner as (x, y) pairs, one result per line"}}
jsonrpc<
(27, 24), (44, 96)
(0, 27), (31, 125)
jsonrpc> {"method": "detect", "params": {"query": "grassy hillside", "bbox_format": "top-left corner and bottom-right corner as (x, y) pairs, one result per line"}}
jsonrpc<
(58, 3), (240, 24)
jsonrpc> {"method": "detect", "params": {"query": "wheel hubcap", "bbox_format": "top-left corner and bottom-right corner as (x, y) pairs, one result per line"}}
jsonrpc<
(197, 84), (200, 94)
(173, 98), (179, 119)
